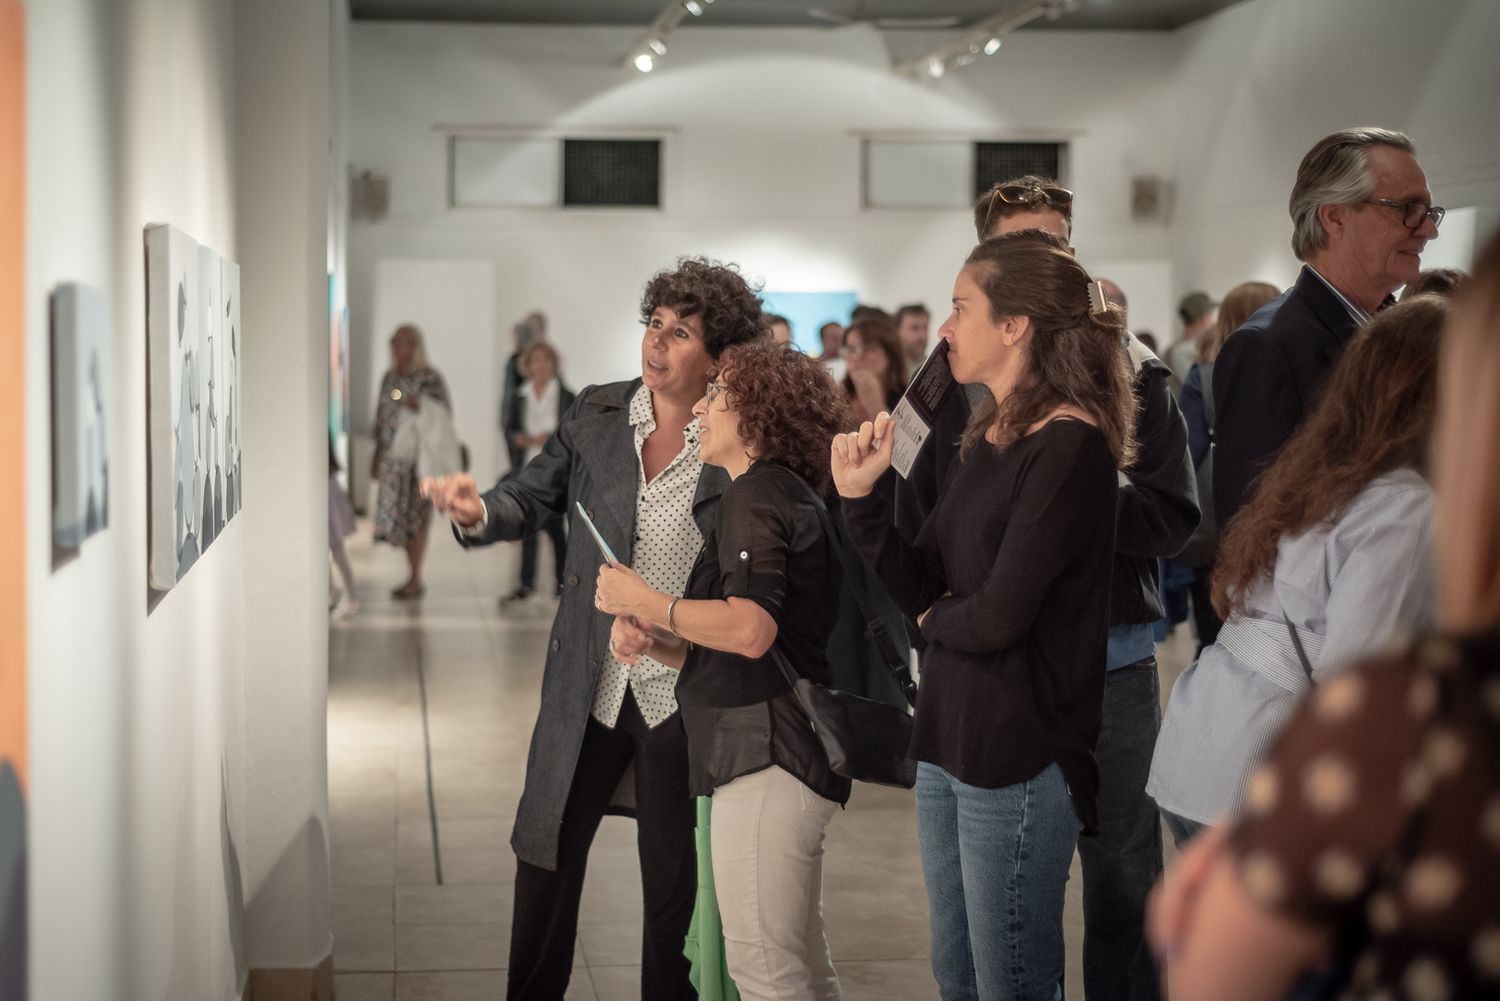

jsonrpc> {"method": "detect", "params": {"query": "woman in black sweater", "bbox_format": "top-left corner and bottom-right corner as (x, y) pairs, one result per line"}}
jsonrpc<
(832, 231), (1138, 1001)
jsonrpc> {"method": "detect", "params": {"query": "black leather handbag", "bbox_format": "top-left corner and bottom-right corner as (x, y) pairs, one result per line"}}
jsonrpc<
(770, 476), (918, 789)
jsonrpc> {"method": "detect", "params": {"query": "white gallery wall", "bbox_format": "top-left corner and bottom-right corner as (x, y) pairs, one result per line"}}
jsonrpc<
(347, 0), (1498, 474)
(22, 0), (338, 998)
(347, 21), (1180, 472)
(1166, 0), (1500, 297)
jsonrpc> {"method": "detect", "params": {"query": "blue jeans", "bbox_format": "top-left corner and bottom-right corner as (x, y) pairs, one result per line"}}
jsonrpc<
(916, 761), (1077, 1001)
(1078, 660), (1164, 1001)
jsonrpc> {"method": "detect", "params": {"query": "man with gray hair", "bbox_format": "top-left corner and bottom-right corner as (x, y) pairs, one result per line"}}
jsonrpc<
(1212, 127), (1442, 529)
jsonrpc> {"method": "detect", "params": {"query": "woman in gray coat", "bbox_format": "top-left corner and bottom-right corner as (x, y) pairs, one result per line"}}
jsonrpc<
(422, 257), (767, 1001)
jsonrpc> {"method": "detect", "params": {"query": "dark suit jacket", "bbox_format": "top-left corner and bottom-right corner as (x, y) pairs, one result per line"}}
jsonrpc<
(1212, 266), (1366, 531)
(458, 379), (728, 870)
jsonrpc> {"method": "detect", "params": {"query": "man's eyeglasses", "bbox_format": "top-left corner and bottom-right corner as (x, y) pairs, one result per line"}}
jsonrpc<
(1363, 198), (1445, 231)
(705, 380), (729, 405)
(982, 183), (1074, 237)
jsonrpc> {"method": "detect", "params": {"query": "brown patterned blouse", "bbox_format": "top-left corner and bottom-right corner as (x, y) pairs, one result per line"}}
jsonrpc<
(1228, 626), (1500, 1000)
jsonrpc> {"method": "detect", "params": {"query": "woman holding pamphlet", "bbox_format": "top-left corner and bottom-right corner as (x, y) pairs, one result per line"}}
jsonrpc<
(832, 231), (1137, 1001)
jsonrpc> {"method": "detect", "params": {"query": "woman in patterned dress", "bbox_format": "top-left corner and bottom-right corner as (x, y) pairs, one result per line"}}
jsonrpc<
(1147, 234), (1500, 1000)
(372, 324), (450, 598)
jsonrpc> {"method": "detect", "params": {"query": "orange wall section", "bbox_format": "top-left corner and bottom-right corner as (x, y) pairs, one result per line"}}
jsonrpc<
(0, 0), (26, 792)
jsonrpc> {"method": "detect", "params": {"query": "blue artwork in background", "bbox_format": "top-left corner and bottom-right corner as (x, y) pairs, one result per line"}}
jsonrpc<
(760, 290), (858, 355)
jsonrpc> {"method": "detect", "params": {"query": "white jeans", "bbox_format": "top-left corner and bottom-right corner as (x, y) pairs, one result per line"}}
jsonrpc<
(710, 765), (842, 1001)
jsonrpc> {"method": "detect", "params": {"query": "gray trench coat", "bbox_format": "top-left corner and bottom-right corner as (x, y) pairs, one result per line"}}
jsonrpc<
(457, 378), (726, 871)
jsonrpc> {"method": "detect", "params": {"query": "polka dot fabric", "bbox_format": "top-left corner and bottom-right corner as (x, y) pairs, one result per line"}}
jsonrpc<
(591, 385), (705, 730)
(1229, 627), (1500, 998)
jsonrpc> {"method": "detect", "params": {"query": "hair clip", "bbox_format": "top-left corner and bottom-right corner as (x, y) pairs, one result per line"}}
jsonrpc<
(1087, 280), (1109, 316)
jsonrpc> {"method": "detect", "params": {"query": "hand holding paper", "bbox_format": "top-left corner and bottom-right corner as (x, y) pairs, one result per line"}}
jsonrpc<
(830, 412), (895, 499)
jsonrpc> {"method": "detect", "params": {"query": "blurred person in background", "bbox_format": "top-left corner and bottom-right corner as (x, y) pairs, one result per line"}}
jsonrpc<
(842, 315), (907, 427)
(1174, 281), (1281, 652)
(372, 323), (450, 599)
(895, 302), (931, 372)
(500, 340), (575, 605)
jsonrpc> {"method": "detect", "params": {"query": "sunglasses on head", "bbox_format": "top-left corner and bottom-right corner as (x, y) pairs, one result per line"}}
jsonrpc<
(982, 183), (1074, 236)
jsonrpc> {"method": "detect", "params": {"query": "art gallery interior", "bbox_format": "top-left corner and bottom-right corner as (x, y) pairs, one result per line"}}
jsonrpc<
(3, 0), (1498, 999)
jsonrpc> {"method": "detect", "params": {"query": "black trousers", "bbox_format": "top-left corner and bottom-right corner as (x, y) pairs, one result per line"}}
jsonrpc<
(519, 514), (567, 592)
(507, 690), (697, 1001)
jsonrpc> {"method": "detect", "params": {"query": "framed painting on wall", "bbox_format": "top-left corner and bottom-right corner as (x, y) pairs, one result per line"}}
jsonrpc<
(1, 1), (27, 997)
(51, 283), (110, 555)
(146, 225), (243, 591)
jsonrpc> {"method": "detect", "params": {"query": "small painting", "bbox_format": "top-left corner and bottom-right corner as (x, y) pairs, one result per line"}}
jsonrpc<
(50, 283), (110, 553)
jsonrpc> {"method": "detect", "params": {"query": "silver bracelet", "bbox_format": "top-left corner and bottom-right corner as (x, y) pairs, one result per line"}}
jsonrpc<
(667, 596), (683, 638)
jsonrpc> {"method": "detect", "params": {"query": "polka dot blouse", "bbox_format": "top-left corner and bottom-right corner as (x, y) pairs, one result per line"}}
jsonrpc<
(1229, 626), (1500, 999)
(591, 384), (706, 730)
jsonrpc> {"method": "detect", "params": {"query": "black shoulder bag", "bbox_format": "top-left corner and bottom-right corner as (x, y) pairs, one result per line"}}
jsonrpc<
(767, 475), (918, 789)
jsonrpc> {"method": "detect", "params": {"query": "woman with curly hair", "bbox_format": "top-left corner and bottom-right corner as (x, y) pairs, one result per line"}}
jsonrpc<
(1148, 294), (1445, 849)
(423, 257), (765, 1001)
(833, 232), (1137, 1001)
(596, 339), (853, 1001)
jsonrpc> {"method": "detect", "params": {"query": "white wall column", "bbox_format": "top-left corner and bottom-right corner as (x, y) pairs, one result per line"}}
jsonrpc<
(234, 0), (335, 987)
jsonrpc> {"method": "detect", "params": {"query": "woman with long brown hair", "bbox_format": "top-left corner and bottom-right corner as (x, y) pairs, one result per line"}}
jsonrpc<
(833, 230), (1136, 1001)
(1148, 294), (1446, 847)
(841, 315), (907, 426)
(1146, 233), (1500, 1001)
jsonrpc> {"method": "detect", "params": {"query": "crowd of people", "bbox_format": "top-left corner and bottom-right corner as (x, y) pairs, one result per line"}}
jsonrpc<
(395, 124), (1497, 1001)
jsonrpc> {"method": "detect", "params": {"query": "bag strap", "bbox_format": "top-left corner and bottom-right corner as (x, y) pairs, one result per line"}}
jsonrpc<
(1283, 614), (1315, 686)
(783, 471), (918, 707)
(1197, 362), (1216, 430)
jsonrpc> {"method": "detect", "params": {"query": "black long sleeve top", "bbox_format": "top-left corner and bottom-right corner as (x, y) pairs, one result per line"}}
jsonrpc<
(847, 419), (1118, 833)
(676, 462), (850, 804)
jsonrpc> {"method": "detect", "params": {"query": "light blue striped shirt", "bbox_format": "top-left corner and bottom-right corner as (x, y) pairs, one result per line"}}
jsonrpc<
(1147, 469), (1435, 825)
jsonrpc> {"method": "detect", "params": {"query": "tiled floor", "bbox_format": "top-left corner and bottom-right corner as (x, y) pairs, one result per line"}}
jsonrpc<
(328, 521), (1194, 1000)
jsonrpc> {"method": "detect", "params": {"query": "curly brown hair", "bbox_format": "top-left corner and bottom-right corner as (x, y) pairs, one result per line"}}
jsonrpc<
(960, 231), (1137, 467)
(640, 256), (767, 358)
(716, 340), (851, 493)
(1212, 294), (1446, 619)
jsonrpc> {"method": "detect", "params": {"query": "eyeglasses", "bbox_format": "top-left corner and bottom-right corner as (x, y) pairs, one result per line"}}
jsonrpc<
(982, 182), (1074, 237)
(1363, 198), (1445, 231)
(705, 380), (729, 405)
(841, 344), (871, 357)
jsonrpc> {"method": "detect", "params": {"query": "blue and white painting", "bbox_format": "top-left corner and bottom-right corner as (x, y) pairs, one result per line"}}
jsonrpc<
(758, 290), (858, 356)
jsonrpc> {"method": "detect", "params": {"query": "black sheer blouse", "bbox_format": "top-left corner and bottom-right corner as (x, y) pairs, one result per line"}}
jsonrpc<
(675, 461), (851, 804)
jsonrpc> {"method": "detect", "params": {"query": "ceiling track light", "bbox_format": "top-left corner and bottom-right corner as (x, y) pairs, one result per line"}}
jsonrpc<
(893, 1), (1061, 78)
(623, 0), (718, 73)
